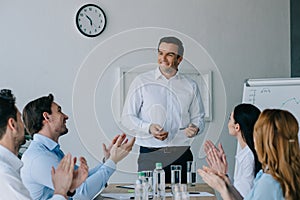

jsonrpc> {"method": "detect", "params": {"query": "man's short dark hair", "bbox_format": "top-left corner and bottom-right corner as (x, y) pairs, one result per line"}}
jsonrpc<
(22, 94), (54, 136)
(0, 89), (17, 139)
(158, 36), (184, 57)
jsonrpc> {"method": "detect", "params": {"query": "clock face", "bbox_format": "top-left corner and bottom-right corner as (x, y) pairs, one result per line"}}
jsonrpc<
(76, 4), (106, 37)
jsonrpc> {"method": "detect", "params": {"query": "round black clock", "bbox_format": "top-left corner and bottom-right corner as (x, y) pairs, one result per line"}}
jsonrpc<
(76, 4), (107, 37)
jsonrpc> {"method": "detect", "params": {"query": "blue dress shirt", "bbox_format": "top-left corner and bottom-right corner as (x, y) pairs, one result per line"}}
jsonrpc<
(21, 134), (116, 200)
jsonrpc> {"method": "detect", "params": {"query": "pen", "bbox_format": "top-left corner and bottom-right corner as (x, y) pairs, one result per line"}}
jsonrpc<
(179, 127), (186, 130)
(189, 192), (201, 194)
(116, 185), (135, 189)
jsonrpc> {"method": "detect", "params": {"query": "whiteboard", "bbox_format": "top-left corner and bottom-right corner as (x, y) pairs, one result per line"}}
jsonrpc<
(242, 78), (300, 142)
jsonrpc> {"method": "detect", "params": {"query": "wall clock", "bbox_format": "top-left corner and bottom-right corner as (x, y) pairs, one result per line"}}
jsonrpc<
(76, 4), (107, 37)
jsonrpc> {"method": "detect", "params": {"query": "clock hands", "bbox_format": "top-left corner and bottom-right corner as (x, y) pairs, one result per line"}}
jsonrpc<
(85, 14), (93, 26)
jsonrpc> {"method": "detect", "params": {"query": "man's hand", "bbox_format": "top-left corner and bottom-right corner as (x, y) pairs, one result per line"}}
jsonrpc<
(69, 156), (89, 192)
(204, 140), (228, 174)
(51, 153), (74, 198)
(109, 133), (135, 164)
(149, 124), (168, 141)
(184, 123), (199, 138)
(102, 134), (119, 162)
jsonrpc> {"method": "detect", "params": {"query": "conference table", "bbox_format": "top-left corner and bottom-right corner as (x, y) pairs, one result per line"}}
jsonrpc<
(94, 183), (216, 200)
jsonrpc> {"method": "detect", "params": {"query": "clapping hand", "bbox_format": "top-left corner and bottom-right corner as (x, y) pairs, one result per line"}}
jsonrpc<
(198, 166), (230, 193)
(198, 166), (238, 200)
(51, 153), (74, 198)
(204, 140), (228, 174)
(69, 156), (89, 192)
(102, 134), (120, 162)
(109, 133), (135, 164)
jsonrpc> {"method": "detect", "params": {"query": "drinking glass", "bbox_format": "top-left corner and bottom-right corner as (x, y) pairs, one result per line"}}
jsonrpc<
(187, 161), (196, 186)
(172, 183), (189, 200)
(171, 165), (182, 188)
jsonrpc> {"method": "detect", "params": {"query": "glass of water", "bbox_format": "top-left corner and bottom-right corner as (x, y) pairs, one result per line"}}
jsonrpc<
(187, 161), (196, 186)
(171, 165), (182, 188)
(172, 183), (189, 200)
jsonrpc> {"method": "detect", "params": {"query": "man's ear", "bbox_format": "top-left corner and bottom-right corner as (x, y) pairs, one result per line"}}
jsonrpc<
(42, 112), (50, 121)
(7, 118), (16, 131)
(177, 56), (183, 64)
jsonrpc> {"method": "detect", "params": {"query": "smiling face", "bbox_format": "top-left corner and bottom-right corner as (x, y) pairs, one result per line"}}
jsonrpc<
(158, 42), (183, 77)
(48, 102), (69, 137)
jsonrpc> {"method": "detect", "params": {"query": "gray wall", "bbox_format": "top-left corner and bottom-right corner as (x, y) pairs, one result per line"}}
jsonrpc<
(291, 0), (300, 76)
(1, 0), (290, 185)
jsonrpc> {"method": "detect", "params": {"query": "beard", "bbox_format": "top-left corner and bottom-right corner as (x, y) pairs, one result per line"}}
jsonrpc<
(159, 65), (178, 75)
(60, 127), (69, 136)
(17, 128), (27, 147)
(19, 135), (26, 146)
(165, 67), (177, 74)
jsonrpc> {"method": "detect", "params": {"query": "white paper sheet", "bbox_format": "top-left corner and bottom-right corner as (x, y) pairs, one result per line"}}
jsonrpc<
(101, 191), (214, 199)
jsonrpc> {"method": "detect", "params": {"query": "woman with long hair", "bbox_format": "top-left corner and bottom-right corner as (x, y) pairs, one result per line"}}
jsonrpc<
(204, 104), (261, 197)
(199, 109), (300, 200)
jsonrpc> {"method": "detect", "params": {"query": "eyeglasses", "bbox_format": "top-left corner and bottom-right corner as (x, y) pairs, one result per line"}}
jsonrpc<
(0, 89), (15, 103)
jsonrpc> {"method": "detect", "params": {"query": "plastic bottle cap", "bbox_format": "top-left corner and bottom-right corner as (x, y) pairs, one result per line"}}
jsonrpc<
(155, 162), (162, 169)
(138, 171), (145, 177)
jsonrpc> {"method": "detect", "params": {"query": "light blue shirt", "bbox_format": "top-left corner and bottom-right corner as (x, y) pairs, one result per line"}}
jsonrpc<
(244, 170), (284, 200)
(122, 67), (205, 147)
(21, 134), (116, 200)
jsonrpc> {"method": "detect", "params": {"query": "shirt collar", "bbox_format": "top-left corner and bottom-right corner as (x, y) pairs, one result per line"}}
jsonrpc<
(33, 134), (59, 151)
(155, 67), (180, 80)
(0, 144), (23, 172)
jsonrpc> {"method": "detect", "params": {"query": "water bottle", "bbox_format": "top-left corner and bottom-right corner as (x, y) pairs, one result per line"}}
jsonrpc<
(135, 172), (149, 200)
(153, 162), (165, 200)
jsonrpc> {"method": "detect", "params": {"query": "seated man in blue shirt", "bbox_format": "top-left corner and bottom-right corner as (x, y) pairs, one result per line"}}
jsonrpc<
(21, 93), (135, 200)
(0, 89), (88, 200)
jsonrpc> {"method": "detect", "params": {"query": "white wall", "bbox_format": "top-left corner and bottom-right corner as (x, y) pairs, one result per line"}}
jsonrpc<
(0, 0), (290, 185)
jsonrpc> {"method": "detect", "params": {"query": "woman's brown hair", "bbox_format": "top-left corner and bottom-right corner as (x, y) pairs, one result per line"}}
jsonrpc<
(254, 109), (300, 200)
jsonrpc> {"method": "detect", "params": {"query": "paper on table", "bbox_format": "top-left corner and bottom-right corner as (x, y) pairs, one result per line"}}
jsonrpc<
(164, 192), (214, 197)
(101, 193), (173, 199)
(101, 192), (214, 199)
(101, 193), (135, 199)
(189, 192), (215, 197)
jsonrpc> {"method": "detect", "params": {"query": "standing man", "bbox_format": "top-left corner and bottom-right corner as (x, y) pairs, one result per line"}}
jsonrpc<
(21, 93), (135, 200)
(121, 36), (205, 183)
(0, 89), (88, 199)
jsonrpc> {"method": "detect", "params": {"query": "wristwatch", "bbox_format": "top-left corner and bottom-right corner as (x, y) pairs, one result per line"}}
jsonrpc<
(67, 190), (76, 197)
